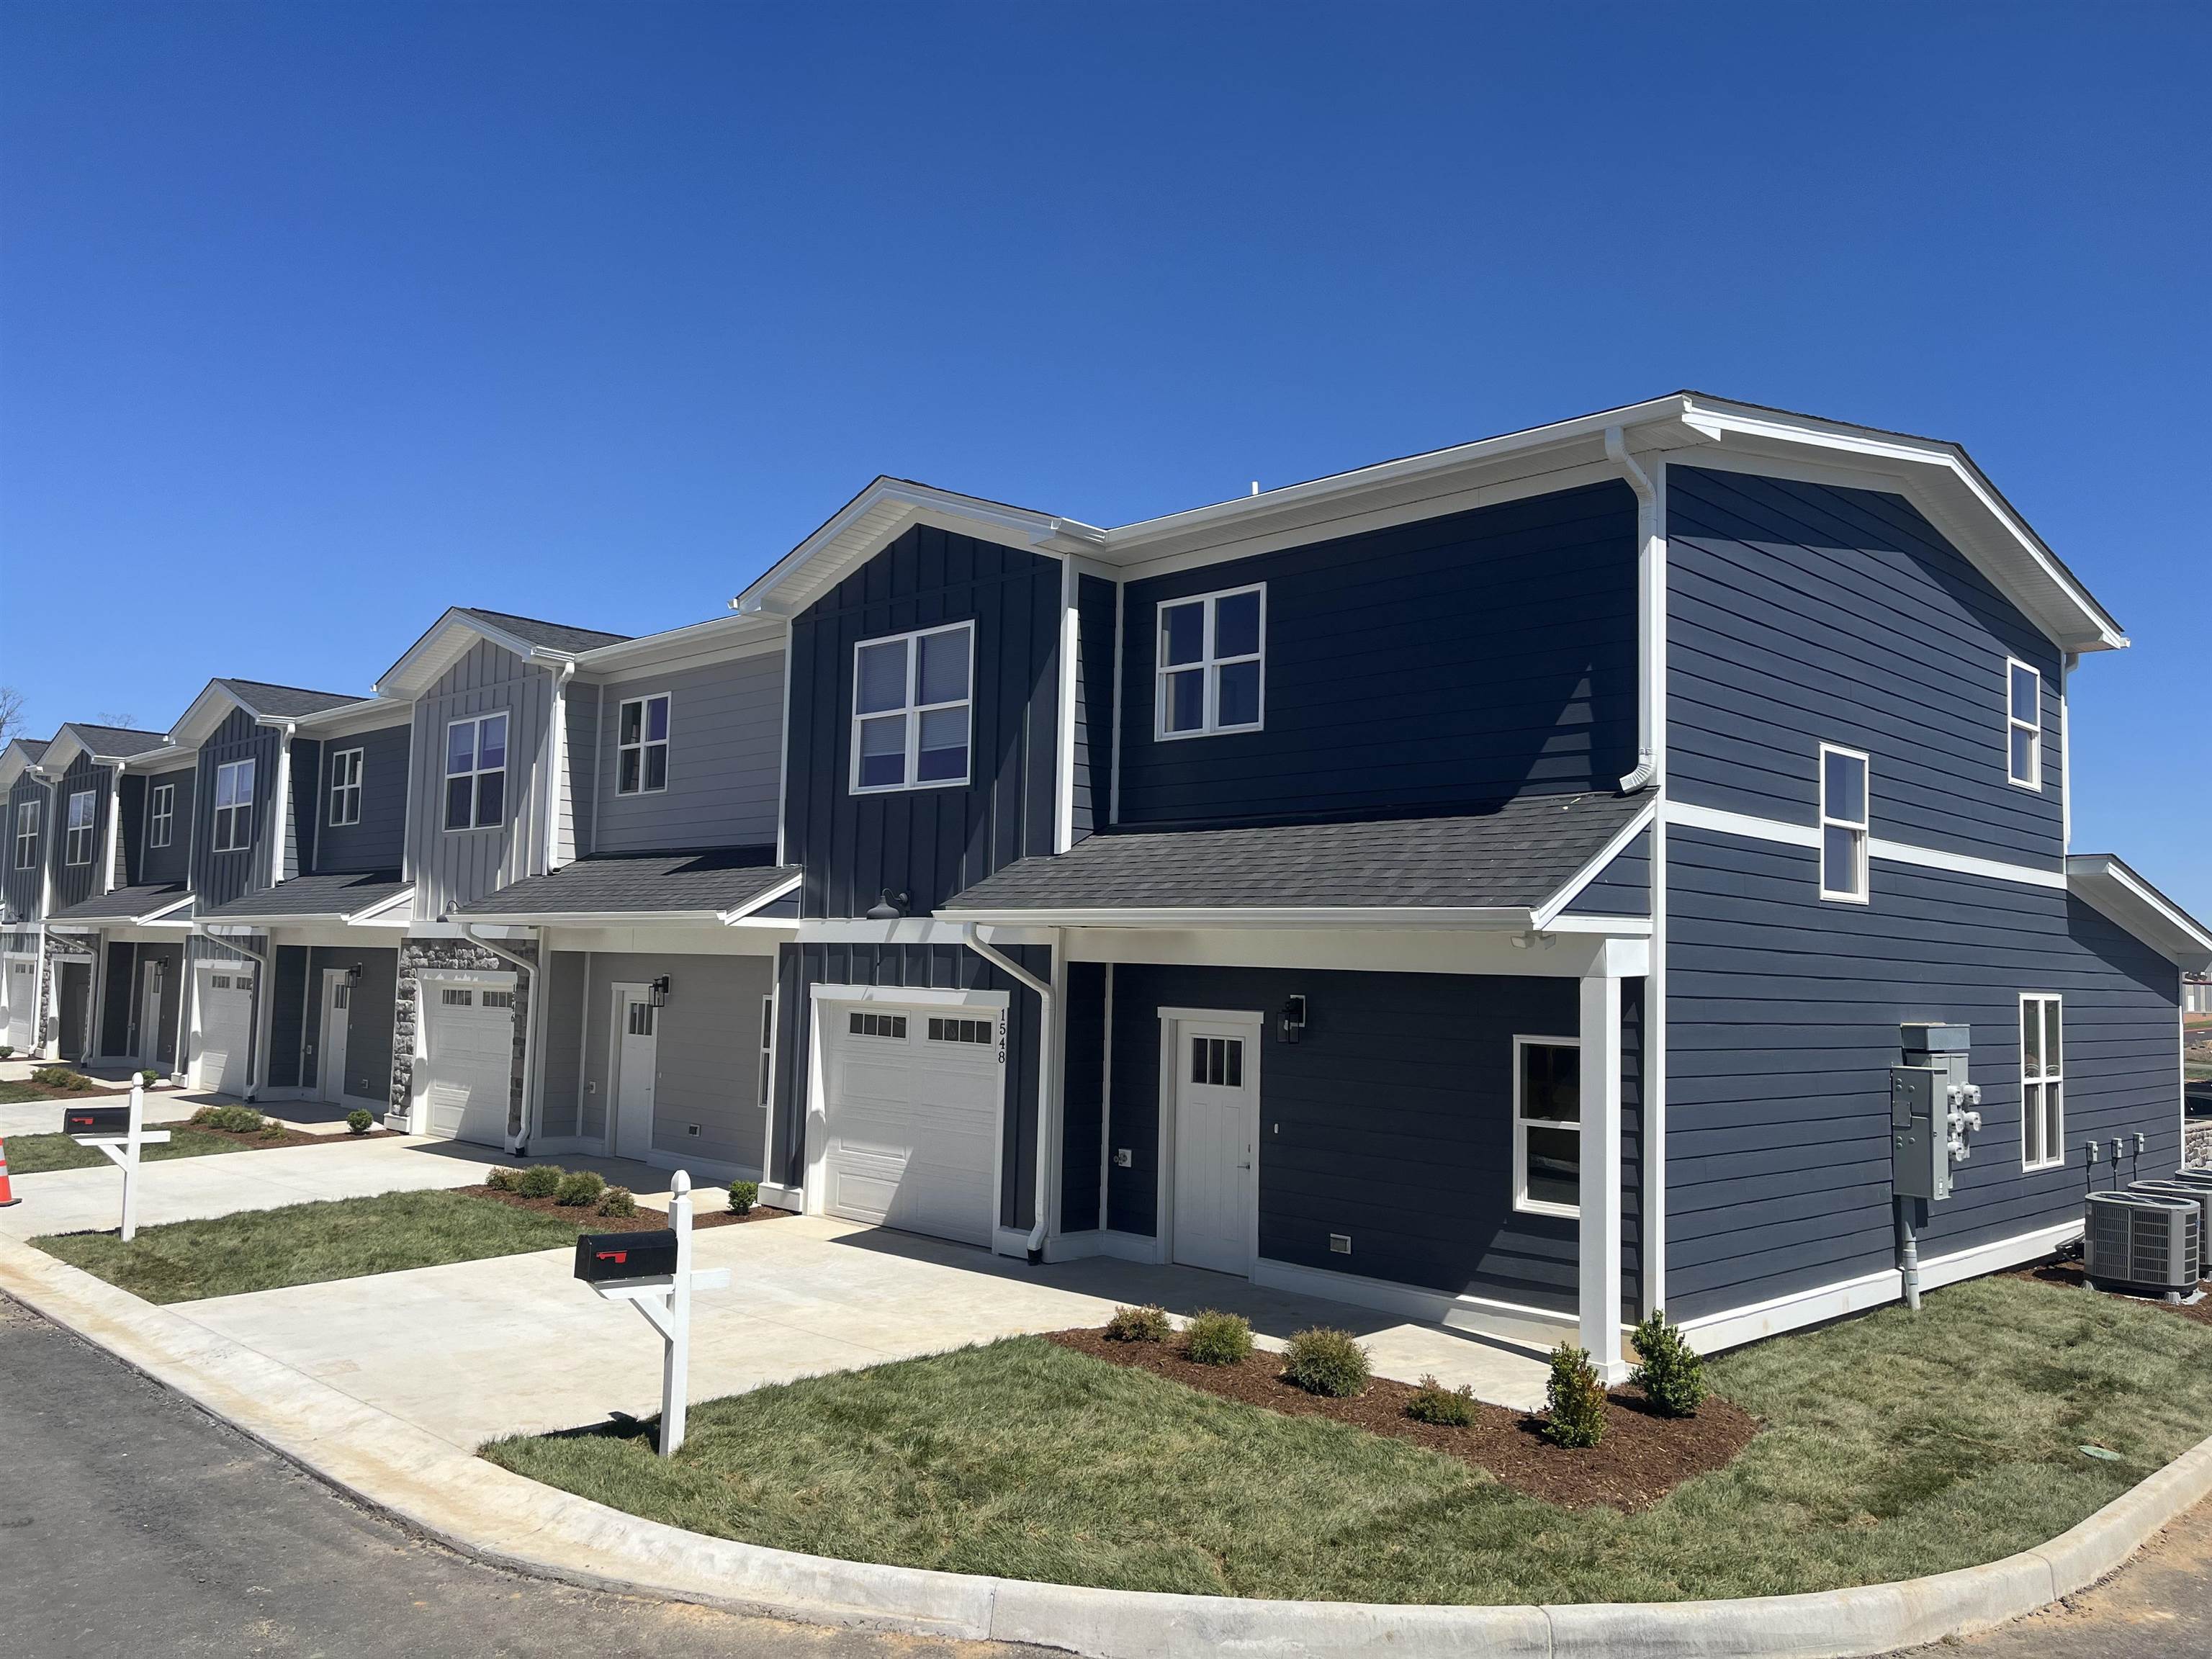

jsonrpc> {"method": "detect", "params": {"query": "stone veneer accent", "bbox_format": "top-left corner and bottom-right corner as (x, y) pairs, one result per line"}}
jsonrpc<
(391, 935), (536, 1138)
(2186, 1118), (2211, 1169)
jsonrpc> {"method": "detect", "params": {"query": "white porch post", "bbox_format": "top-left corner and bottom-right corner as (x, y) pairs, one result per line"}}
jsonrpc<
(1578, 950), (1628, 1383)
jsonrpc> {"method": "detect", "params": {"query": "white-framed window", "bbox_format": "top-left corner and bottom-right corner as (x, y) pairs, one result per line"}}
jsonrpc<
(848, 1010), (907, 1040)
(328, 747), (364, 827)
(617, 693), (671, 795)
(1818, 743), (1870, 903)
(2020, 992), (2064, 1170)
(757, 993), (775, 1108)
(1156, 583), (1265, 739)
(440, 987), (473, 1007)
(927, 1015), (994, 1046)
(13, 801), (37, 870)
(444, 713), (508, 831)
(64, 789), (96, 866)
(850, 621), (972, 793)
(213, 758), (256, 853)
(482, 989), (516, 1010)
(2005, 659), (2042, 790)
(149, 781), (175, 849)
(1513, 1035), (1581, 1218)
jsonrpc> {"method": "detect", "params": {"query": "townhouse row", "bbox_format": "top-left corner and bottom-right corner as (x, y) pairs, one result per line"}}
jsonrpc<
(6, 392), (2206, 1371)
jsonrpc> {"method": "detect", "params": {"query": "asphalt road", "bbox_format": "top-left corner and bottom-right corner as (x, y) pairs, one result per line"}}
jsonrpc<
(0, 1294), (1036, 1659)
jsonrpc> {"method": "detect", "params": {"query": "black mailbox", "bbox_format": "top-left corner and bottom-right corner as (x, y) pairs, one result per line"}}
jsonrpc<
(574, 1229), (677, 1284)
(62, 1105), (132, 1136)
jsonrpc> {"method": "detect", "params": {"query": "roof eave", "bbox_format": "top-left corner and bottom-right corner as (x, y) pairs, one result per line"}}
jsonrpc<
(935, 904), (1540, 930)
(2064, 855), (2212, 971)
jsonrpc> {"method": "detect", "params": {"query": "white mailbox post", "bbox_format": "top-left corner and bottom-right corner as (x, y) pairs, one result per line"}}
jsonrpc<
(67, 1079), (171, 1243)
(580, 1169), (729, 1457)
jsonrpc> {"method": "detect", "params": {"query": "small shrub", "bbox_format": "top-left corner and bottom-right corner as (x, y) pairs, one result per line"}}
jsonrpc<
(484, 1166), (523, 1192)
(1182, 1309), (1254, 1367)
(1283, 1326), (1370, 1398)
(138, 1069), (161, 1088)
(0, 1044), (14, 1058)
(727, 1179), (757, 1215)
(516, 1164), (563, 1200)
(190, 1104), (265, 1133)
(1542, 1342), (1608, 1449)
(34, 1066), (94, 1092)
(1628, 1309), (1709, 1419)
(345, 1108), (374, 1136)
(1406, 1375), (1478, 1426)
(554, 1169), (606, 1207)
(258, 1118), (288, 1138)
(1103, 1304), (1172, 1343)
(597, 1186), (638, 1218)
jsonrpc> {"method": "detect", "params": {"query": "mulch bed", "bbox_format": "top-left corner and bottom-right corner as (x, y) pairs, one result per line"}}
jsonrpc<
(2011, 1259), (2212, 1327)
(1046, 1326), (1759, 1512)
(181, 1122), (402, 1151)
(460, 1184), (796, 1233)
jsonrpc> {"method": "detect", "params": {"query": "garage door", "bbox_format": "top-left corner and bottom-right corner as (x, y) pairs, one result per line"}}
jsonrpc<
(822, 1003), (1002, 1247)
(191, 963), (256, 1096)
(4, 957), (36, 1053)
(419, 983), (514, 1146)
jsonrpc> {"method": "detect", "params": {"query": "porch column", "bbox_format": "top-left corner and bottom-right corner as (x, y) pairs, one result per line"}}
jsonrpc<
(1578, 953), (1627, 1383)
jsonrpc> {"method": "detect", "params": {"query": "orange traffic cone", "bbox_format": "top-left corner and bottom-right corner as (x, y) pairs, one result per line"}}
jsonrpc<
(0, 1133), (17, 1206)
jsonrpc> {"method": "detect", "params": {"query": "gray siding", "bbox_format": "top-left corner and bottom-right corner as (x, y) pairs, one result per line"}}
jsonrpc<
(587, 651), (783, 855)
(1071, 574), (1116, 842)
(405, 639), (554, 920)
(286, 737), (315, 880)
(782, 526), (1064, 917)
(192, 708), (282, 911)
(1563, 825), (1652, 917)
(133, 943), (184, 1069)
(1668, 466), (2064, 868)
(562, 683), (599, 863)
(4, 775), (48, 922)
(139, 765), (196, 887)
(539, 949), (590, 1138)
(297, 945), (397, 1102)
(1665, 824), (2183, 1323)
(1115, 482), (1639, 829)
(314, 724), (411, 873)
(51, 753), (114, 914)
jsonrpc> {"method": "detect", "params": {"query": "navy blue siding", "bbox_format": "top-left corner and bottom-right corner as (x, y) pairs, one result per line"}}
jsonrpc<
(1099, 963), (1641, 1318)
(117, 775), (147, 886)
(1071, 574), (1116, 842)
(1115, 482), (1639, 829)
(99, 940), (133, 1053)
(192, 709), (282, 910)
(269, 944), (310, 1088)
(1563, 824), (1652, 917)
(1059, 959), (1107, 1231)
(314, 724), (411, 873)
(50, 754), (114, 913)
(1668, 467), (2064, 868)
(782, 526), (1064, 917)
(139, 766), (196, 887)
(1665, 824), (2182, 1322)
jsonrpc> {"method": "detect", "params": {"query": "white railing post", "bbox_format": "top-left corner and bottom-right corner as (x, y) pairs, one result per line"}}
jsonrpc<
(1578, 954), (1627, 1383)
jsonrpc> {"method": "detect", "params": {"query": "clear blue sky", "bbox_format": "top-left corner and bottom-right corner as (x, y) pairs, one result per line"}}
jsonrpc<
(3, 3), (2206, 909)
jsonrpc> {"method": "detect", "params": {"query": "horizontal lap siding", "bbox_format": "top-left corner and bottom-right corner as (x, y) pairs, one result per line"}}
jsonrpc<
(193, 709), (282, 911)
(299, 945), (397, 1103)
(1563, 825), (1651, 917)
(406, 642), (552, 920)
(315, 725), (410, 873)
(563, 684), (599, 862)
(51, 754), (114, 914)
(589, 652), (783, 854)
(539, 951), (590, 1140)
(1060, 961), (1107, 1231)
(1665, 825), (2182, 1322)
(1668, 467), (2064, 868)
(1116, 482), (1638, 827)
(138, 766), (195, 886)
(572, 951), (773, 1172)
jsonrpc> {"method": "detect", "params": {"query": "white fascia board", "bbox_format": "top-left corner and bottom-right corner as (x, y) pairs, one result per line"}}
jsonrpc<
(2066, 854), (2212, 970)
(166, 682), (259, 748)
(938, 904), (1537, 930)
(717, 873), (804, 925)
(373, 608), (551, 699)
(1529, 799), (1659, 928)
(571, 612), (785, 677)
(291, 696), (410, 738)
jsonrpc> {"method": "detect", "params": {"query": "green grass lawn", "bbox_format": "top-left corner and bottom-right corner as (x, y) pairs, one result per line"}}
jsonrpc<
(2, 1125), (257, 1176)
(34, 1188), (590, 1303)
(0, 1080), (67, 1105)
(484, 1274), (2212, 1605)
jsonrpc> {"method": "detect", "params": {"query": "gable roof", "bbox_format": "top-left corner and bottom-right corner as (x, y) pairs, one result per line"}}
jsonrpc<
(377, 606), (631, 698)
(0, 736), (53, 793)
(456, 608), (631, 655)
(2066, 854), (2212, 972)
(168, 678), (364, 747)
(41, 722), (179, 775)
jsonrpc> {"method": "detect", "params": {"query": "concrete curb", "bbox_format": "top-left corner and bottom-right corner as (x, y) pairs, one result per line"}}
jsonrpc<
(4, 1230), (2208, 1659)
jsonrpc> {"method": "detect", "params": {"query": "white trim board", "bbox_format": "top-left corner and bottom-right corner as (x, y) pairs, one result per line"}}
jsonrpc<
(1665, 800), (2067, 890)
(1530, 798), (1659, 927)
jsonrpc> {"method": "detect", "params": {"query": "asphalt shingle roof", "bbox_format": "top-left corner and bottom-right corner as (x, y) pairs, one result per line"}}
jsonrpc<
(943, 791), (1653, 915)
(216, 680), (362, 718)
(197, 870), (409, 922)
(457, 847), (794, 919)
(459, 608), (631, 655)
(18, 738), (50, 762)
(50, 882), (193, 923)
(66, 724), (174, 758)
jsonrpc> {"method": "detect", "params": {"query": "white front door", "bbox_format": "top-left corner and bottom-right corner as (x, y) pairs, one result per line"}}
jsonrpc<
(320, 973), (352, 1104)
(612, 986), (658, 1159)
(819, 1002), (1002, 1247)
(139, 962), (165, 1070)
(419, 984), (514, 1146)
(2, 958), (30, 1053)
(1172, 1021), (1257, 1276)
(190, 963), (255, 1096)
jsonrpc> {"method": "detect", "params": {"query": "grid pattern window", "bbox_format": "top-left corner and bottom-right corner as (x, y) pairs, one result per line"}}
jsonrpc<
(212, 974), (232, 989)
(757, 994), (775, 1108)
(328, 747), (364, 827)
(2020, 994), (2064, 1170)
(1514, 1036), (1581, 1217)
(482, 990), (516, 1010)
(2006, 660), (2042, 790)
(149, 782), (175, 848)
(617, 694), (671, 794)
(851, 622), (972, 793)
(1818, 745), (1870, 903)
(440, 987), (474, 1007)
(13, 801), (36, 870)
(848, 1010), (907, 1040)
(64, 789), (96, 865)
(1191, 1034), (1244, 1087)
(444, 713), (508, 831)
(213, 759), (256, 853)
(927, 1015), (993, 1046)
(1156, 584), (1265, 739)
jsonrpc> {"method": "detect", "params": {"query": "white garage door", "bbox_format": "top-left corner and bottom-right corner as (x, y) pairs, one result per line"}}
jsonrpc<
(4, 957), (37, 1053)
(419, 983), (514, 1146)
(822, 1002), (1002, 1247)
(191, 964), (256, 1096)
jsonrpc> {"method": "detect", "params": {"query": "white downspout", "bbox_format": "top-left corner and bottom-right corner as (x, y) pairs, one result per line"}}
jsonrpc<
(462, 921), (541, 1156)
(222, 932), (271, 1102)
(544, 661), (577, 875)
(961, 923), (1058, 1260)
(1606, 426), (1660, 794)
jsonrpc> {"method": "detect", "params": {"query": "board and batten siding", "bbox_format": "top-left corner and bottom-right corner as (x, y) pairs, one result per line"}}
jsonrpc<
(1114, 482), (1640, 830)
(782, 525), (1064, 918)
(1071, 574), (1116, 842)
(1665, 824), (2182, 1323)
(4, 774), (50, 922)
(192, 709), (283, 912)
(138, 765), (197, 887)
(562, 683), (599, 863)
(1667, 466), (2064, 870)
(405, 640), (554, 920)
(50, 752), (115, 914)
(587, 649), (784, 855)
(313, 724), (410, 874)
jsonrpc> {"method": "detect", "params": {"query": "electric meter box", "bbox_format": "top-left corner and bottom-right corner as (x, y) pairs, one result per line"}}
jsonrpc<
(1891, 1065), (1949, 1201)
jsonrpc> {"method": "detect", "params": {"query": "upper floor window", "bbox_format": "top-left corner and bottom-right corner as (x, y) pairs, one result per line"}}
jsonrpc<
(13, 801), (37, 870)
(64, 790), (96, 866)
(851, 621), (971, 793)
(1157, 584), (1265, 739)
(149, 782), (175, 849)
(328, 747), (364, 827)
(213, 759), (256, 853)
(617, 694), (670, 795)
(1818, 744), (1869, 903)
(2020, 993), (2064, 1169)
(445, 714), (508, 830)
(2005, 660), (2042, 790)
(1513, 1035), (1581, 1218)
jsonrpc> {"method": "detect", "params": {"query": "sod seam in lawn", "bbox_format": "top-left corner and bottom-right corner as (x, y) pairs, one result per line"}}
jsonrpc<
(482, 1274), (2212, 1606)
(32, 1187), (594, 1302)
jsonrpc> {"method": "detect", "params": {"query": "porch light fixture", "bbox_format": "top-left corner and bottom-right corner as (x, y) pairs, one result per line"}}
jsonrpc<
(649, 975), (671, 1009)
(1277, 995), (1308, 1044)
(343, 964), (363, 987)
(866, 889), (909, 921)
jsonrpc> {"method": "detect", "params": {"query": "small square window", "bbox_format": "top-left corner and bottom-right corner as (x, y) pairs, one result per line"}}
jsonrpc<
(1156, 585), (1266, 739)
(850, 623), (972, 794)
(617, 694), (672, 795)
